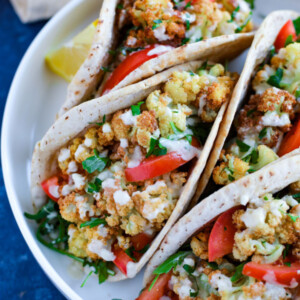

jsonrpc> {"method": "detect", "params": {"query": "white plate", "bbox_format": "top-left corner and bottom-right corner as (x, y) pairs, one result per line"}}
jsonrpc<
(2, 0), (299, 299)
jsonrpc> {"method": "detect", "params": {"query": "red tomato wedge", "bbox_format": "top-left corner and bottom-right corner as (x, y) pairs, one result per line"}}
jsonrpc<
(131, 232), (153, 252)
(243, 262), (300, 287)
(125, 137), (199, 182)
(113, 247), (133, 275)
(278, 116), (300, 157)
(208, 206), (243, 262)
(274, 20), (297, 51)
(101, 45), (173, 95)
(136, 272), (172, 300)
(41, 176), (60, 202)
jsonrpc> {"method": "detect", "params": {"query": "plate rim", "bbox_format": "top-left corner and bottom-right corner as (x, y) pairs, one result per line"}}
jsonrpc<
(1, 0), (92, 299)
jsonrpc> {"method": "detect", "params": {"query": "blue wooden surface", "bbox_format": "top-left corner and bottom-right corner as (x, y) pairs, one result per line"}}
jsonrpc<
(0, 1), (65, 299)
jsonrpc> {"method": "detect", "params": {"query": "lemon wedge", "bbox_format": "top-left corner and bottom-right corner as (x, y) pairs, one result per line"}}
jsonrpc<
(45, 20), (98, 82)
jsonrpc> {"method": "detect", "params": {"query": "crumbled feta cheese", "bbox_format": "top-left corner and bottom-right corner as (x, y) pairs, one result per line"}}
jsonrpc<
(67, 161), (78, 174)
(153, 26), (170, 41)
(102, 123), (112, 133)
(102, 178), (117, 189)
(120, 138), (128, 149)
(262, 112), (290, 127)
(113, 190), (131, 205)
(49, 185), (60, 199)
(120, 110), (137, 126)
(84, 138), (93, 147)
(241, 207), (266, 228)
(87, 239), (115, 261)
(72, 173), (86, 190)
(128, 146), (143, 168)
(145, 181), (167, 193)
(58, 148), (70, 162)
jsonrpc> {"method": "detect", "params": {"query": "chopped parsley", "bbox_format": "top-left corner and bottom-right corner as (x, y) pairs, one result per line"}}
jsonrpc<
(288, 213), (299, 223)
(235, 12), (252, 33)
(152, 19), (162, 29)
(236, 139), (251, 152)
(87, 178), (102, 193)
(295, 87), (300, 99)
(267, 68), (283, 88)
(125, 247), (137, 262)
(247, 108), (255, 117)
(228, 6), (240, 23)
(80, 217), (107, 228)
(285, 34), (294, 47)
(82, 149), (110, 174)
(293, 17), (300, 35)
(101, 66), (110, 72)
(117, 3), (124, 9)
(181, 37), (190, 45)
(258, 127), (268, 139)
(231, 262), (247, 282)
(284, 262), (291, 267)
(245, 0), (255, 9)
(90, 115), (106, 126)
(146, 138), (167, 158)
(131, 101), (144, 116)
(149, 251), (192, 291)
(184, 1), (192, 9)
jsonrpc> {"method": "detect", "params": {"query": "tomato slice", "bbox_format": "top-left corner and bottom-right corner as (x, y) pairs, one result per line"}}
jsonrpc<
(243, 262), (300, 287)
(101, 45), (173, 95)
(136, 272), (172, 300)
(113, 247), (133, 275)
(125, 152), (189, 182)
(278, 116), (300, 157)
(125, 137), (199, 182)
(131, 232), (153, 252)
(274, 20), (297, 51)
(41, 176), (60, 202)
(208, 206), (243, 262)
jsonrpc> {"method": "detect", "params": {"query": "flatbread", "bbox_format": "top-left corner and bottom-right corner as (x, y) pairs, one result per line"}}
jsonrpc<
(189, 10), (300, 208)
(31, 60), (231, 281)
(144, 149), (300, 284)
(58, 0), (254, 116)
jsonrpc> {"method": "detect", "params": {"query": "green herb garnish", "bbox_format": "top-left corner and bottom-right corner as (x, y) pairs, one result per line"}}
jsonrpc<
(80, 217), (107, 228)
(231, 262), (246, 282)
(101, 66), (110, 72)
(245, 0), (255, 9)
(184, 1), (192, 9)
(267, 68), (283, 88)
(152, 19), (162, 29)
(285, 34), (294, 47)
(181, 37), (190, 45)
(228, 6), (240, 23)
(236, 139), (251, 152)
(149, 251), (192, 291)
(131, 101), (144, 116)
(235, 12), (252, 33)
(24, 200), (56, 221)
(146, 138), (167, 158)
(293, 17), (300, 35)
(125, 247), (137, 262)
(258, 127), (267, 139)
(87, 178), (102, 193)
(82, 149), (110, 174)
(288, 213), (299, 223)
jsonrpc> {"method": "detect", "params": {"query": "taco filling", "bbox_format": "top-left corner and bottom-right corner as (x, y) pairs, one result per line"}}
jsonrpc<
(100, 0), (253, 94)
(140, 187), (300, 299)
(212, 17), (300, 187)
(26, 65), (237, 284)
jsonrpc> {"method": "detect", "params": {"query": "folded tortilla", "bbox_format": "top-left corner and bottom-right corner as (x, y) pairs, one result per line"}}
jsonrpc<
(31, 59), (241, 281)
(144, 149), (300, 284)
(189, 10), (300, 208)
(58, 0), (255, 116)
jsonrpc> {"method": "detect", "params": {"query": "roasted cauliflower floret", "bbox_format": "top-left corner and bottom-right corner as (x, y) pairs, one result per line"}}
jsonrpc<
(70, 138), (92, 163)
(111, 110), (131, 140)
(120, 211), (148, 235)
(191, 230), (210, 259)
(98, 123), (114, 146)
(58, 192), (80, 223)
(164, 71), (206, 104)
(135, 110), (158, 148)
(257, 88), (296, 118)
(68, 225), (89, 258)
(213, 154), (249, 185)
(84, 127), (99, 149)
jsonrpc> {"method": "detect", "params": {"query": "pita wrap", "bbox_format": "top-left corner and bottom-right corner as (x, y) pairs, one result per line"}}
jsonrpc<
(58, 0), (255, 116)
(189, 10), (300, 208)
(144, 149), (300, 286)
(31, 59), (240, 281)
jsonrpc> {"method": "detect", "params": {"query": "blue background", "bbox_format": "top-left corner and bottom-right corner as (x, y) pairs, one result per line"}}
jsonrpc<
(0, 0), (65, 299)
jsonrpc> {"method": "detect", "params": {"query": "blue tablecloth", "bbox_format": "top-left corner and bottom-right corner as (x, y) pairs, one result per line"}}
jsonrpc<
(0, 1), (65, 299)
